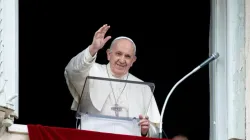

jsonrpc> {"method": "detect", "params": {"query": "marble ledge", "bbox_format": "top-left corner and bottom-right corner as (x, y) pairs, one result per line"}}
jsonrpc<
(0, 124), (29, 140)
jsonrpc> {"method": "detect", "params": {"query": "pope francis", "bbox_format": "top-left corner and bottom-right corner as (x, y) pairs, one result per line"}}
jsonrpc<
(64, 24), (161, 137)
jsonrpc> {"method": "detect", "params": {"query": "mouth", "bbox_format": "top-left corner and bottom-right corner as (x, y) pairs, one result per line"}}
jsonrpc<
(115, 63), (126, 69)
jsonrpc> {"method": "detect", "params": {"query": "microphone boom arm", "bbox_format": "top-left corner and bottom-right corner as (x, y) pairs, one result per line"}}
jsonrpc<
(159, 66), (200, 138)
(159, 52), (219, 138)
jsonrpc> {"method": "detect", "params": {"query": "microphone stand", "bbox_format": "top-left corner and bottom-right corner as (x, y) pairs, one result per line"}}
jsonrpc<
(159, 52), (219, 138)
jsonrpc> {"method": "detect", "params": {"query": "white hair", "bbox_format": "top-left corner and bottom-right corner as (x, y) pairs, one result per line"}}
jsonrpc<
(109, 36), (136, 55)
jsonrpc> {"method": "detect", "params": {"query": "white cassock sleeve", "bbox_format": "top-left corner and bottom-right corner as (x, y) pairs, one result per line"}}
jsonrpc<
(64, 46), (97, 110)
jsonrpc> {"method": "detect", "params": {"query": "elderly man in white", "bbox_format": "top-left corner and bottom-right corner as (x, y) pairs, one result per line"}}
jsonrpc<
(64, 24), (161, 137)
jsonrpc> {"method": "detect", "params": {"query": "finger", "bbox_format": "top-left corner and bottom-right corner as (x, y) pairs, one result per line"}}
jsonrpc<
(145, 116), (149, 120)
(141, 121), (149, 125)
(141, 126), (149, 130)
(141, 123), (149, 128)
(139, 120), (149, 125)
(94, 24), (107, 36)
(140, 119), (148, 122)
(103, 36), (111, 44)
(95, 26), (110, 39)
(141, 126), (149, 131)
(98, 24), (107, 32)
(99, 24), (109, 34)
(141, 124), (149, 127)
(139, 114), (143, 119)
(139, 119), (147, 124)
(101, 25), (110, 33)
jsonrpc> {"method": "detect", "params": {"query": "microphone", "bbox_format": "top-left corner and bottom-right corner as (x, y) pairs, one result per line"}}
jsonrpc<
(158, 52), (220, 139)
(198, 52), (219, 68)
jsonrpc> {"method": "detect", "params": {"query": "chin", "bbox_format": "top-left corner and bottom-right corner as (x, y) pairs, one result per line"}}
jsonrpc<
(114, 69), (126, 76)
(114, 69), (125, 74)
(114, 65), (125, 71)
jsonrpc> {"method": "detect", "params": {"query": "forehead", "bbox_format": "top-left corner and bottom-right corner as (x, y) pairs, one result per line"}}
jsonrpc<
(111, 39), (135, 55)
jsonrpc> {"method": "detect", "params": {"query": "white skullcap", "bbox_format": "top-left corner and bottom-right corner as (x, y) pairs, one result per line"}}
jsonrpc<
(110, 36), (136, 54)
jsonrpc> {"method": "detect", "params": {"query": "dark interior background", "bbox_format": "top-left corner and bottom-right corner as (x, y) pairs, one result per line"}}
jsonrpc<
(17, 1), (211, 140)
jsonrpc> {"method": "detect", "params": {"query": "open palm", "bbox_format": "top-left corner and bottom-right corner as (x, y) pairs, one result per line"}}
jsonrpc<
(91, 24), (111, 51)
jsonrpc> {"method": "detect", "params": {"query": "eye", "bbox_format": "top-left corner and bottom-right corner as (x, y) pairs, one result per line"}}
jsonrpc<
(125, 55), (131, 58)
(116, 52), (122, 56)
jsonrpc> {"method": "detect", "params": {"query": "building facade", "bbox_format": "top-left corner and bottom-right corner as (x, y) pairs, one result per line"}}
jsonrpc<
(0, 0), (249, 140)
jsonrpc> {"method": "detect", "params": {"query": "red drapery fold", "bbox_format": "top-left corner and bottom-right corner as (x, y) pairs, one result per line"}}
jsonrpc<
(27, 124), (168, 140)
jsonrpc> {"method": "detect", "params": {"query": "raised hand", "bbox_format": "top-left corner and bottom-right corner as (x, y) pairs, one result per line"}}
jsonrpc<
(89, 24), (111, 56)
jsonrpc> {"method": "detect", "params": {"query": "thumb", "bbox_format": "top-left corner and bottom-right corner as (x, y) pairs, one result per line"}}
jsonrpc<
(139, 114), (144, 119)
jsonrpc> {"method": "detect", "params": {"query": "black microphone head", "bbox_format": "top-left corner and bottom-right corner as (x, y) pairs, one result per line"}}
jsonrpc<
(212, 52), (219, 59)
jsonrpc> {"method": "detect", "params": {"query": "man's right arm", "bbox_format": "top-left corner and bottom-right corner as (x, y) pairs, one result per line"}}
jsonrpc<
(64, 46), (97, 103)
(64, 24), (111, 105)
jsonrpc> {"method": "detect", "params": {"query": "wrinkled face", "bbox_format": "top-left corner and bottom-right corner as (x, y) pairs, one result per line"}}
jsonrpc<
(106, 39), (136, 78)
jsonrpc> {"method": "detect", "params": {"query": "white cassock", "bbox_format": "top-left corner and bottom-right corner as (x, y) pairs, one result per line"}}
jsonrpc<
(64, 46), (161, 137)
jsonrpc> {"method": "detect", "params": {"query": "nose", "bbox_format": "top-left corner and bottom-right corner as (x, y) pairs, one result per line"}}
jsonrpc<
(119, 56), (126, 63)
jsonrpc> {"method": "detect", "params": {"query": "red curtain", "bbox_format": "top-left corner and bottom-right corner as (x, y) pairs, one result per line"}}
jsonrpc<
(27, 124), (168, 140)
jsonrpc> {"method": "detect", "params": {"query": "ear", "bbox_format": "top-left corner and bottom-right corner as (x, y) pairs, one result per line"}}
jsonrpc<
(131, 55), (137, 66)
(106, 49), (111, 60)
